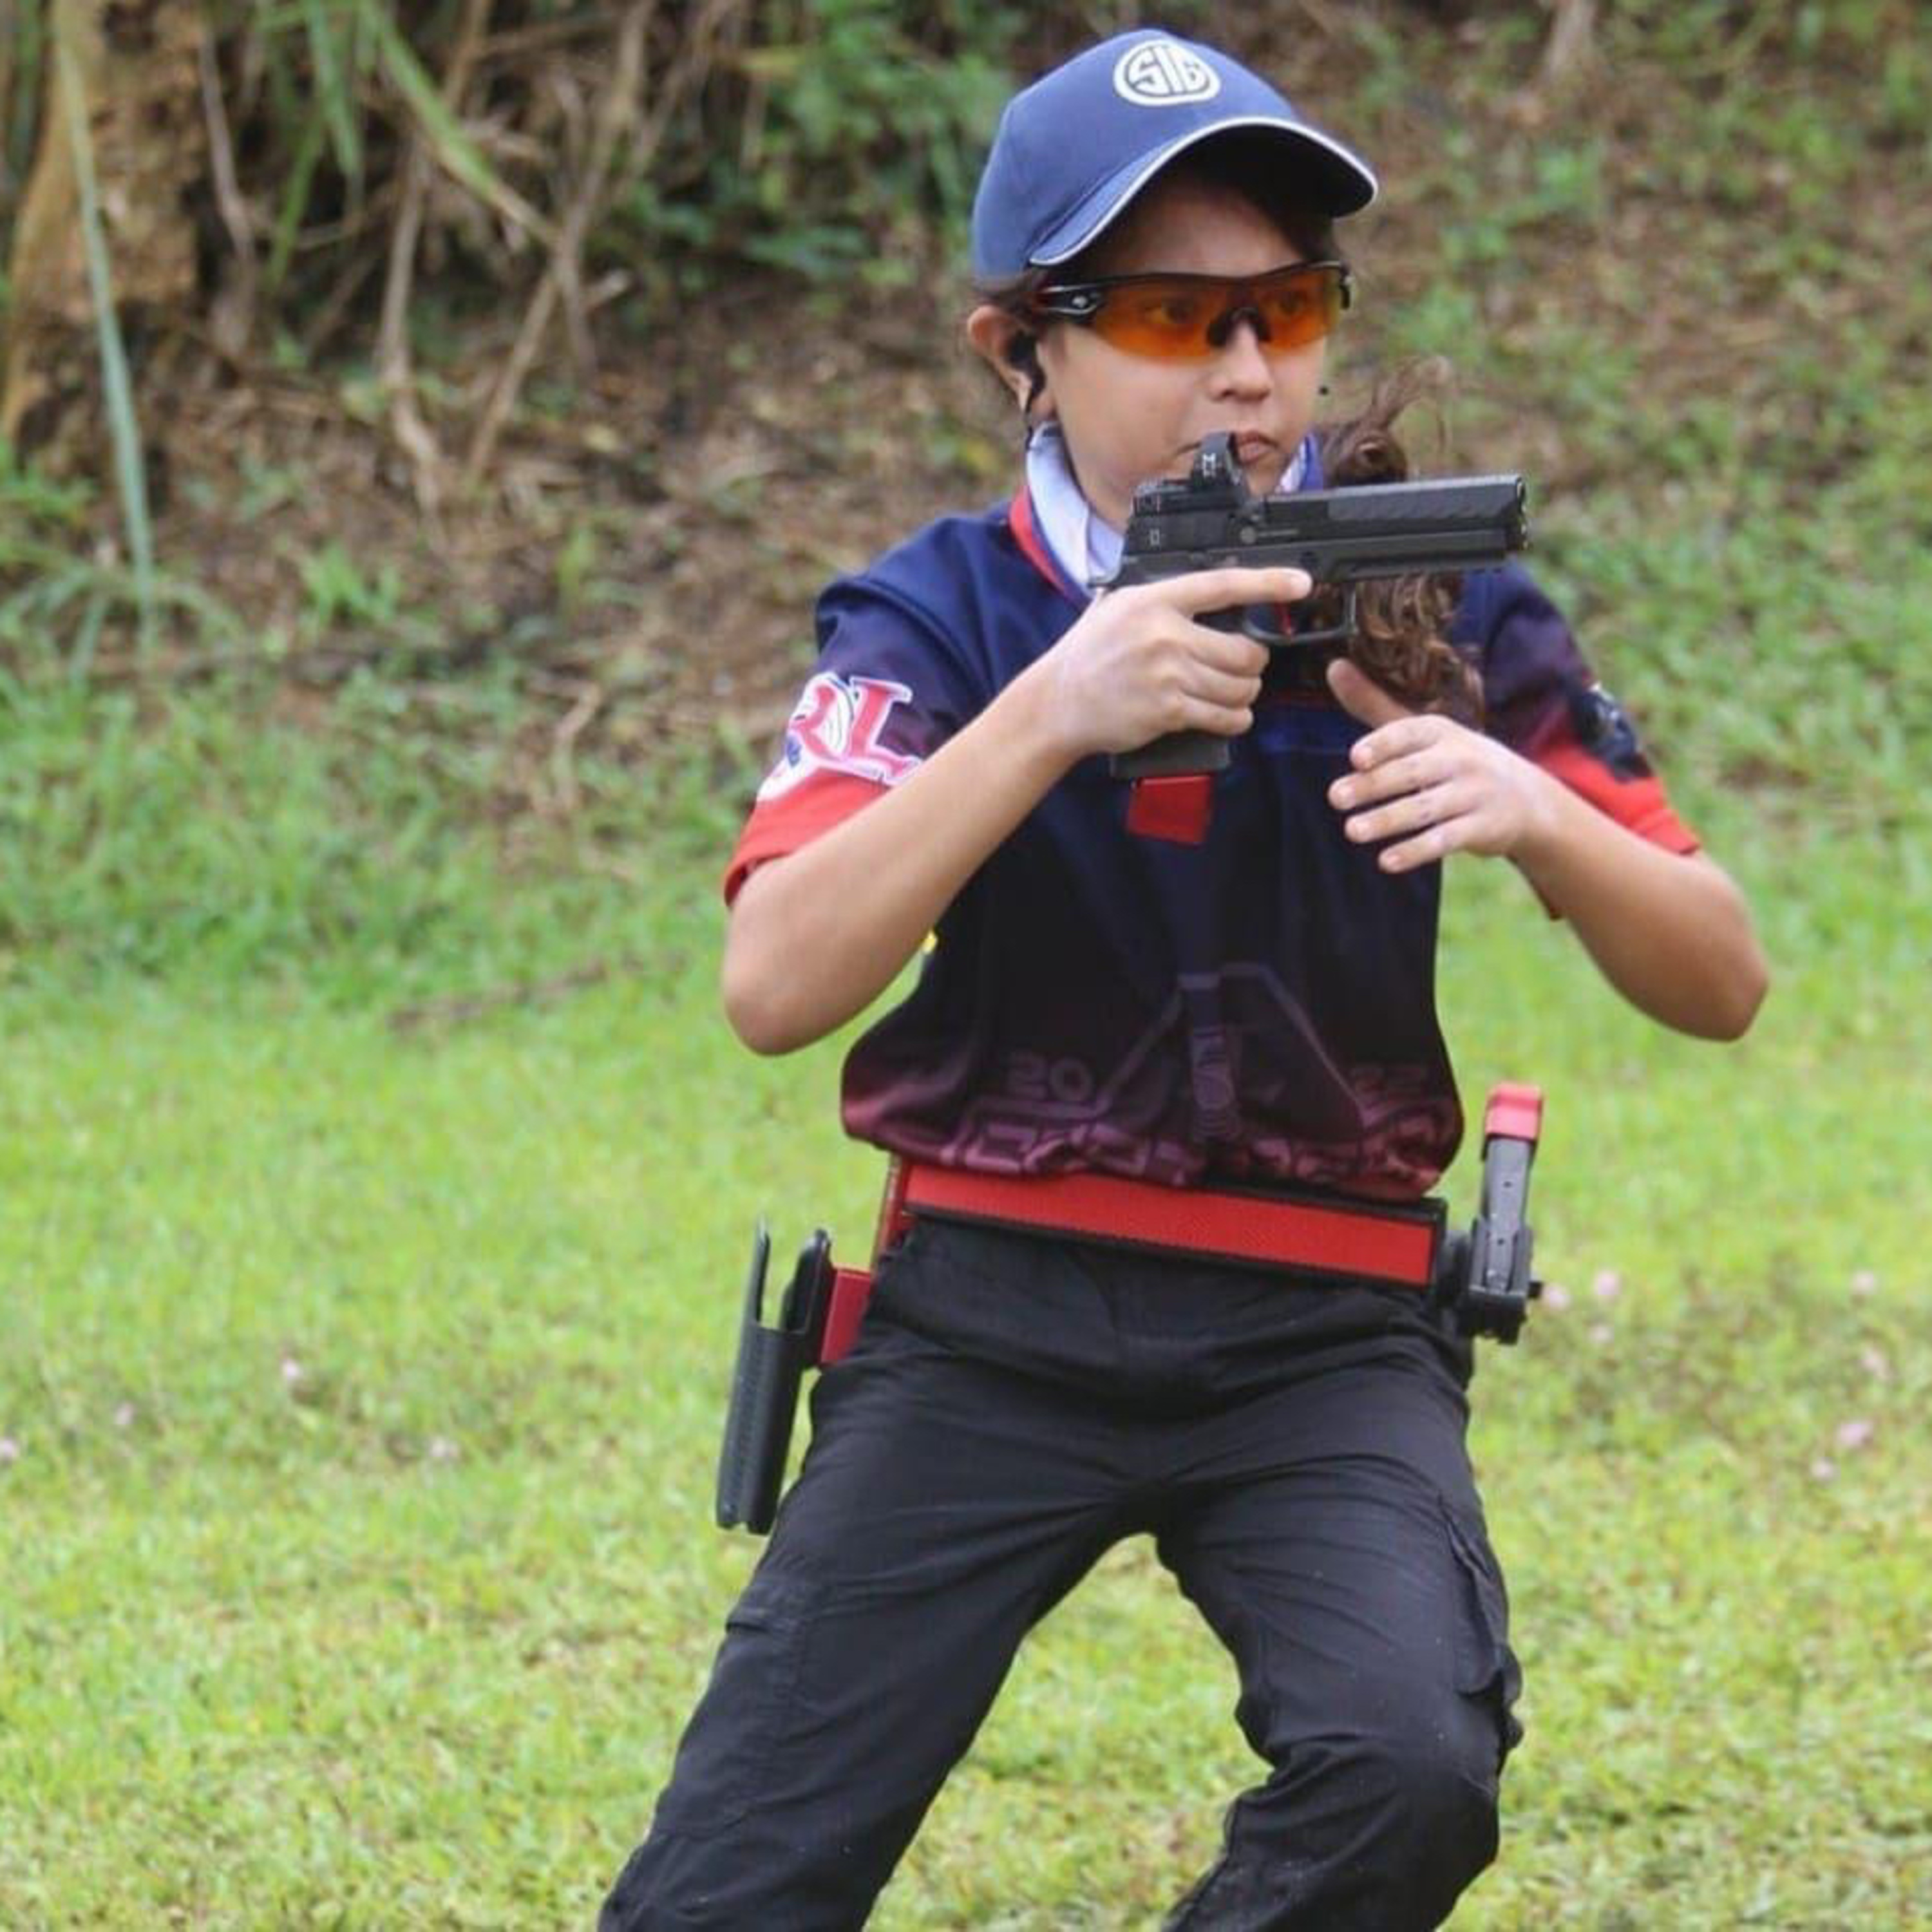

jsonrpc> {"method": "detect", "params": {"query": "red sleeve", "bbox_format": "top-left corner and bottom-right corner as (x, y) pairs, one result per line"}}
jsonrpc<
(723, 772), (889, 905)
(1532, 739), (1699, 855)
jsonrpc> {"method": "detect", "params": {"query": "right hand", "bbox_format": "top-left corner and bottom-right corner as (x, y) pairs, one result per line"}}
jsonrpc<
(1031, 566), (1313, 761)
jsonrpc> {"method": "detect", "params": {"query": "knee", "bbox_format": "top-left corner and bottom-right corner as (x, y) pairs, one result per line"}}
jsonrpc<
(1373, 1716), (1500, 1815)
(1338, 1716), (1502, 1892)
(1172, 1725), (1503, 1931)
(1346, 1622), (1520, 1873)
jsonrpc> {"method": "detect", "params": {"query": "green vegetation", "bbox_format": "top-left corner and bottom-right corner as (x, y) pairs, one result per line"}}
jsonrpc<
(4, 1), (1931, 1924)
(1, 791), (1927, 1924)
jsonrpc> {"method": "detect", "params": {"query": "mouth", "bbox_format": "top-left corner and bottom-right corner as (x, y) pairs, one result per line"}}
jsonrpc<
(1182, 431), (1280, 469)
(1168, 433), (1286, 486)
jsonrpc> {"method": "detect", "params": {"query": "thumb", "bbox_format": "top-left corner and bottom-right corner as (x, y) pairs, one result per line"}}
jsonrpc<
(1327, 656), (1416, 728)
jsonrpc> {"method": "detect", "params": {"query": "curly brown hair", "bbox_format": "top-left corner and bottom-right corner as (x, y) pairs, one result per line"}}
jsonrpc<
(1314, 359), (1481, 724)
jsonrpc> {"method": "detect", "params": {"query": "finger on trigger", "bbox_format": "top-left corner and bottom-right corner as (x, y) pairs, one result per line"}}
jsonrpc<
(1173, 565), (1312, 614)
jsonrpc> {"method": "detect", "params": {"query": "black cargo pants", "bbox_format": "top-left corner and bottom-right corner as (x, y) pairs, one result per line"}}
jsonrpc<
(601, 1216), (1522, 1930)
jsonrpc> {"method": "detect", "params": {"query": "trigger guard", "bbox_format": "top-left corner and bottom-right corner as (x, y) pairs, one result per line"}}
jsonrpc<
(1241, 585), (1357, 651)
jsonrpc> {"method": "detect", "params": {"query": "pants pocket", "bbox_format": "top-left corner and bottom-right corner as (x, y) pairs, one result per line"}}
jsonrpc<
(649, 1564), (817, 1837)
(1439, 1493), (1526, 1775)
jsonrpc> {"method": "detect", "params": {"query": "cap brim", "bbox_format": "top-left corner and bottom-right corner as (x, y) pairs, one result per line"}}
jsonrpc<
(1030, 117), (1378, 269)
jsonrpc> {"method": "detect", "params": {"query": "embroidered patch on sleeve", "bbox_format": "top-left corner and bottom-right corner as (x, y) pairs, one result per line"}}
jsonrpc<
(1567, 682), (1652, 779)
(756, 672), (922, 803)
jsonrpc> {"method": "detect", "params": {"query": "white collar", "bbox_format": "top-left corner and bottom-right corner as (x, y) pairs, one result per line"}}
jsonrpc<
(1023, 422), (1310, 599)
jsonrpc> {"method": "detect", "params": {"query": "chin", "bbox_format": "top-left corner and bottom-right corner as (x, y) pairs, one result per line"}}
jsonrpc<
(1243, 454), (1291, 497)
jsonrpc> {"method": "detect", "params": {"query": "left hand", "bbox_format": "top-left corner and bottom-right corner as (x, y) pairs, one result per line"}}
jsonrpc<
(1324, 658), (1557, 873)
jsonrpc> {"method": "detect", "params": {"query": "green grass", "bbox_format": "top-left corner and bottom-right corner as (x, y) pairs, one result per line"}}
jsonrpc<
(1, 770), (1928, 1924)
(6, 4), (1932, 1922)
(0, 670), (746, 1001)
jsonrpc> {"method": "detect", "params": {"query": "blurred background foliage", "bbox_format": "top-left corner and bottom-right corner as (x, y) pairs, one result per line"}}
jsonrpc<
(0, 0), (1063, 347)
(3, 0), (1924, 362)
(0, 0), (1929, 978)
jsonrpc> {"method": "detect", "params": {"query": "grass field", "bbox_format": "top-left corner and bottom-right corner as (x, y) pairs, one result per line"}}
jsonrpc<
(6, 4), (1932, 1924)
(2, 762), (1928, 1924)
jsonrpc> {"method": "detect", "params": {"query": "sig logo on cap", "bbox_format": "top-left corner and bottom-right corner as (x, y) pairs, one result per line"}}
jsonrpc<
(1113, 38), (1222, 106)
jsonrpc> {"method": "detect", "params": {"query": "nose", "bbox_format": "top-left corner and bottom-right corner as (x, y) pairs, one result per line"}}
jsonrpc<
(1206, 314), (1274, 397)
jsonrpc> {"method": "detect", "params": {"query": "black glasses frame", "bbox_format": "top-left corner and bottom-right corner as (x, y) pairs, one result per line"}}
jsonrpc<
(1028, 260), (1354, 332)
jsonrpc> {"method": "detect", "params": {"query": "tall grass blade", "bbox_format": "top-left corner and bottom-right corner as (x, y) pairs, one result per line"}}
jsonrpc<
(3, 0), (50, 232)
(355, 0), (555, 245)
(301, 0), (363, 186)
(52, 24), (155, 651)
(263, 100), (328, 298)
(68, 583), (106, 681)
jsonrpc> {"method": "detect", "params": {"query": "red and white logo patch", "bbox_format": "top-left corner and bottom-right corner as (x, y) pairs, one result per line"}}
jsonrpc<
(758, 672), (922, 802)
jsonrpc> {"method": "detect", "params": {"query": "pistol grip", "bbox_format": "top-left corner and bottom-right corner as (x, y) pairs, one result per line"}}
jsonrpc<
(1112, 731), (1233, 781)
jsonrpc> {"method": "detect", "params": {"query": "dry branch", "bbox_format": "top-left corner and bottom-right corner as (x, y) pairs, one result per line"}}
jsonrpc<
(197, 26), (257, 357)
(464, 0), (651, 483)
(1539, 0), (1598, 88)
(376, 0), (495, 516)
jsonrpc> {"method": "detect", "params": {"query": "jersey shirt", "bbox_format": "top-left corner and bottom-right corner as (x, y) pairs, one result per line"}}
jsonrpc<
(724, 484), (1697, 1200)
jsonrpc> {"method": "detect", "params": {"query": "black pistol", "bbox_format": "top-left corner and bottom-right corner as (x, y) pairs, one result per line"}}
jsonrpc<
(715, 1224), (834, 1533)
(1104, 432), (1530, 779)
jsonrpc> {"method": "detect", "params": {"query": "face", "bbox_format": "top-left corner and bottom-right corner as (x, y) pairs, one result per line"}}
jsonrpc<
(970, 172), (1331, 527)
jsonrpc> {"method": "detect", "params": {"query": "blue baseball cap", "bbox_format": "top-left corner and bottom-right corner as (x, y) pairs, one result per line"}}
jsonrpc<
(971, 31), (1377, 280)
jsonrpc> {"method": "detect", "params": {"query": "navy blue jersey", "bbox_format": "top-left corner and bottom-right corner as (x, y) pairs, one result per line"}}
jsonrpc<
(727, 491), (1696, 1198)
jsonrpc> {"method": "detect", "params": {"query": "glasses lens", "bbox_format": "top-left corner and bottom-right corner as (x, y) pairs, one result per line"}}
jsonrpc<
(1255, 265), (1345, 349)
(1091, 281), (1218, 357)
(1081, 265), (1346, 361)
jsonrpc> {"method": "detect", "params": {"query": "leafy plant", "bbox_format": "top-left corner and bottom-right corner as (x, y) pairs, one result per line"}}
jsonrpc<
(299, 540), (404, 631)
(612, 0), (1019, 285)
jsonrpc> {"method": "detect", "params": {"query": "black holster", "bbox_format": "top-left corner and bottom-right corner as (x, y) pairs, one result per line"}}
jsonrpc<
(714, 1224), (833, 1533)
